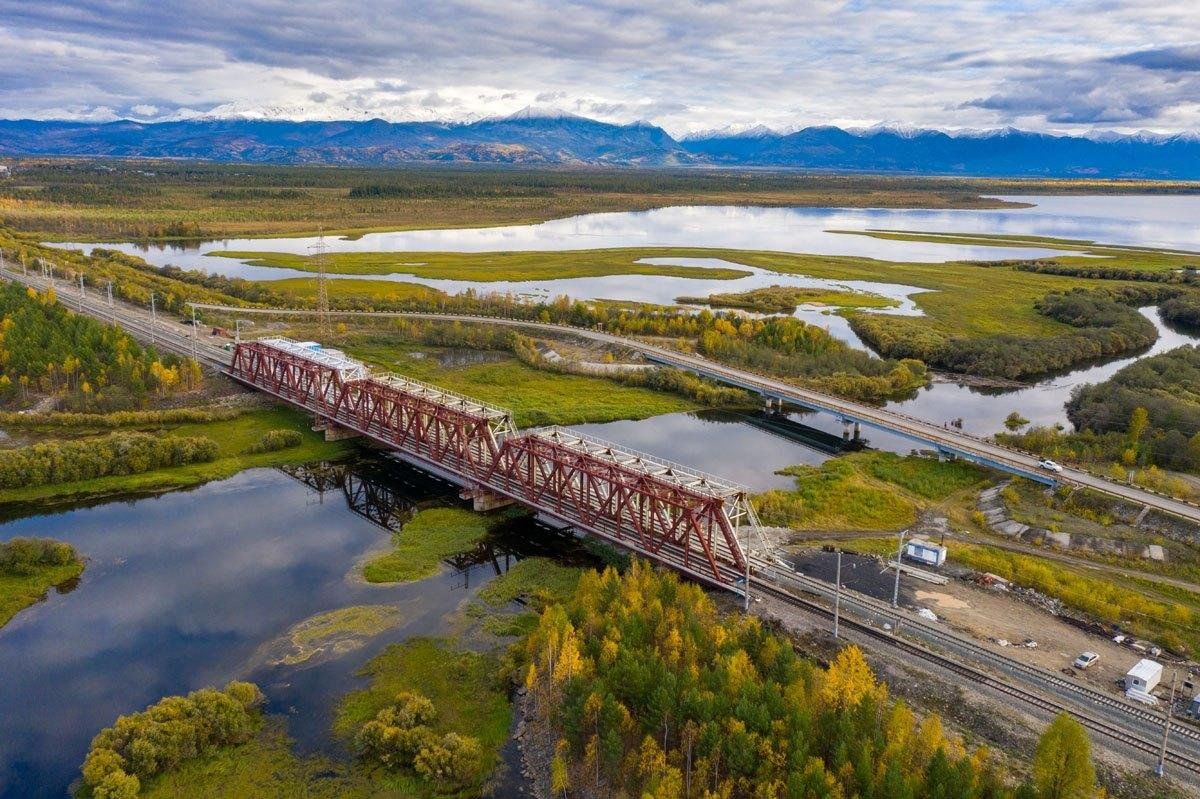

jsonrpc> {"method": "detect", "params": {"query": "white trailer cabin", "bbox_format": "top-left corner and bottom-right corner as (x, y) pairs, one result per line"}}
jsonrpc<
(904, 539), (947, 567)
(1124, 659), (1163, 694)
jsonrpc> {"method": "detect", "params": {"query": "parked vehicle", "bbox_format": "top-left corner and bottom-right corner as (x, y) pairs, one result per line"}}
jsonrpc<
(1072, 652), (1099, 669)
(1039, 458), (1064, 473)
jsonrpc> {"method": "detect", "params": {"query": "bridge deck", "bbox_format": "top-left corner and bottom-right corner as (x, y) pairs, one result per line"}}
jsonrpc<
(229, 338), (753, 590)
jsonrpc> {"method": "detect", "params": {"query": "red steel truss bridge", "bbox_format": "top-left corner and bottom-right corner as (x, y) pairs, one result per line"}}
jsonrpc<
(230, 338), (757, 590)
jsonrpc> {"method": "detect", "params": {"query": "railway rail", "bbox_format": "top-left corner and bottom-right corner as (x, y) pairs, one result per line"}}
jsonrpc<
(752, 575), (1200, 776)
(184, 302), (1200, 524)
(6, 264), (1199, 774)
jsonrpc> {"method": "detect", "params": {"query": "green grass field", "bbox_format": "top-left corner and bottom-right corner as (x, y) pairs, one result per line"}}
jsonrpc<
(476, 557), (583, 610)
(0, 406), (351, 507)
(677, 285), (899, 313)
(335, 638), (512, 796)
(270, 277), (444, 303)
(362, 507), (498, 584)
(212, 248), (752, 281)
(225, 241), (1188, 343)
(142, 724), (376, 799)
(0, 557), (84, 628)
(755, 452), (989, 531)
(346, 343), (698, 427)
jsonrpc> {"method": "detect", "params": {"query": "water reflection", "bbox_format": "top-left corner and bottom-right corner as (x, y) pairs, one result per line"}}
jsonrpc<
(572, 409), (833, 491)
(0, 455), (586, 799)
(883, 307), (1200, 437)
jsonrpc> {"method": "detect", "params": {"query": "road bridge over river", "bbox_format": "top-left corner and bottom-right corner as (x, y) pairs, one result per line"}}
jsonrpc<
(1, 257), (1194, 523)
(188, 303), (1200, 526)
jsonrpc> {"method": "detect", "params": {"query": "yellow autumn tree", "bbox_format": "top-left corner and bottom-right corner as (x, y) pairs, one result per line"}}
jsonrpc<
(821, 645), (879, 710)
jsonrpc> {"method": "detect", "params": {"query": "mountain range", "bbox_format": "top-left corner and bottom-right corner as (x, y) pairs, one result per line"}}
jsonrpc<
(2, 111), (1198, 178)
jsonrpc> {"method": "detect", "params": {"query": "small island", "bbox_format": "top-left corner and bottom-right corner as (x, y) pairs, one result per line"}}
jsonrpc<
(0, 537), (84, 628)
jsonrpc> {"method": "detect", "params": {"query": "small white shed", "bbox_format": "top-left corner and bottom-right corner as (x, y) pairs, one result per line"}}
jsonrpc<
(904, 538), (947, 567)
(1124, 659), (1163, 694)
(1189, 693), (1200, 718)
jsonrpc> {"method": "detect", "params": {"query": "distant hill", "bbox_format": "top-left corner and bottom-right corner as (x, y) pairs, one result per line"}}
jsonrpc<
(1, 113), (1198, 177)
(680, 125), (1200, 178)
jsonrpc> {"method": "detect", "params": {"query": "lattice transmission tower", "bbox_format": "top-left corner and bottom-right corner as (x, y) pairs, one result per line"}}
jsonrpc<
(308, 231), (332, 338)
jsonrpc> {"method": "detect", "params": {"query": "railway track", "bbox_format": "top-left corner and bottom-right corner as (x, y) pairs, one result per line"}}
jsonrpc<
(7, 262), (1199, 775)
(752, 556), (1200, 745)
(186, 302), (1200, 524)
(751, 576), (1200, 776)
(0, 268), (232, 370)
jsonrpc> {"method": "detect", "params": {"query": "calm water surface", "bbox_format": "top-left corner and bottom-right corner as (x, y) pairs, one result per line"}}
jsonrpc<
(0, 457), (577, 799)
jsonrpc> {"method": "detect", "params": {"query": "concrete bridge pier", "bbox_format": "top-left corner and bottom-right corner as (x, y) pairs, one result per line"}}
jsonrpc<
(460, 487), (515, 512)
(313, 417), (362, 442)
(841, 418), (861, 442)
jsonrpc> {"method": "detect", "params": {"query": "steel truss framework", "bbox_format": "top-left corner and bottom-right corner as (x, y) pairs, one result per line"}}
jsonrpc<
(231, 339), (750, 586)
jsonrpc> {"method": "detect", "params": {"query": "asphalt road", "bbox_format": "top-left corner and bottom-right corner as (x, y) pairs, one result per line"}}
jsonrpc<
(187, 303), (1200, 525)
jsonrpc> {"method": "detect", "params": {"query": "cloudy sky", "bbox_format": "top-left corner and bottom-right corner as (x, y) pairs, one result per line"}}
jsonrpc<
(1, 1), (1197, 135)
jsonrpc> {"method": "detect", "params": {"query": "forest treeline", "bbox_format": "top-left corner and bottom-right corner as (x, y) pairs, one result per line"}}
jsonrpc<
(80, 682), (264, 799)
(994, 346), (1200, 483)
(0, 432), (218, 489)
(0, 405), (244, 429)
(1015, 260), (1200, 284)
(0, 282), (198, 410)
(851, 286), (1168, 379)
(89, 248), (283, 308)
(521, 562), (1098, 799)
(0, 232), (262, 324)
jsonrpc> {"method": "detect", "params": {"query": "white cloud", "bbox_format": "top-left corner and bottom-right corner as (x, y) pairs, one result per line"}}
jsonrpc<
(0, 1), (1196, 134)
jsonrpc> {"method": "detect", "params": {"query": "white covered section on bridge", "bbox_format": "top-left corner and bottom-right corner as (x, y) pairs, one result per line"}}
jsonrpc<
(258, 337), (368, 381)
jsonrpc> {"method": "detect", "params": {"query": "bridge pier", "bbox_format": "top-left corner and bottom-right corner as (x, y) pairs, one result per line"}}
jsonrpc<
(316, 421), (362, 442)
(460, 487), (515, 512)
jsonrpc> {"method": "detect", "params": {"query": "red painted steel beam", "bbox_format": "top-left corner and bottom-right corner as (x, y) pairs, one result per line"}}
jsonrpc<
(230, 341), (748, 587)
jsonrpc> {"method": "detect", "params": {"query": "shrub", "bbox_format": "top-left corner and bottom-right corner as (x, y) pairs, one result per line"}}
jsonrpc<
(353, 690), (483, 789)
(0, 432), (219, 489)
(245, 429), (304, 454)
(0, 537), (77, 575)
(80, 682), (264, 795)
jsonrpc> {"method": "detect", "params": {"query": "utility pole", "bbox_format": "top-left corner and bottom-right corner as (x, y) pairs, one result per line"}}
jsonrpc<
(106, 281), (115, 325)
(149, 293), (157, 347)
(1157, 671), (1178, 777)
(190, 304), (198, 361)
(833, 549), (842, 639)
(78, 273), (85, 310)
(892, 529), (907, 608)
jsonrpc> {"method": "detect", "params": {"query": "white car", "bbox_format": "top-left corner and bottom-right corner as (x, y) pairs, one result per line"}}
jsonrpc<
(1039, 459), (1064, 473)
(1072, 652), (1099, 670)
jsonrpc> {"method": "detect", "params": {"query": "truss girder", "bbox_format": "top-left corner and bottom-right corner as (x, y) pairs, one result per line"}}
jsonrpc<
(231, 341), (748, 585)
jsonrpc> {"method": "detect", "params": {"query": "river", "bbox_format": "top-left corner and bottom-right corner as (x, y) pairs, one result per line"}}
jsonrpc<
(0, 457), (590, 799)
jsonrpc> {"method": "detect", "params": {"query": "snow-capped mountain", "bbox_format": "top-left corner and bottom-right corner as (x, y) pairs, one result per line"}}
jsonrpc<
(0, 114), (1196, 176)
